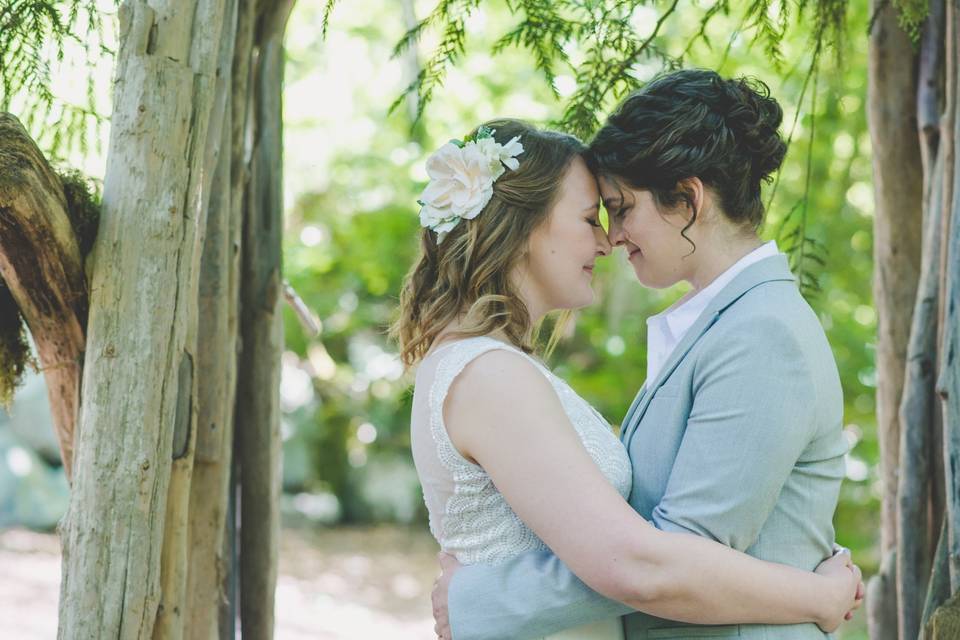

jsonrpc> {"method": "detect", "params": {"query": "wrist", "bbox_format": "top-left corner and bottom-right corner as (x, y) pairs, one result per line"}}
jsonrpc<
(812, 574), (840, 630)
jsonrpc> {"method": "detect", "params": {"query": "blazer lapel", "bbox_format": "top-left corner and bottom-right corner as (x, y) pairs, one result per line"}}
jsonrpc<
(619, 383), (648, 443)
(620, 254), (796, 451)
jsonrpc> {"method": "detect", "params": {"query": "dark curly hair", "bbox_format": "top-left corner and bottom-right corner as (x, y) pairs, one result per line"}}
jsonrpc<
(586, 68), (786, 247)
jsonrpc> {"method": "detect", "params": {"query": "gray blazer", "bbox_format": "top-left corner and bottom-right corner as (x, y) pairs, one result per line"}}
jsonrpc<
(447, 254), (848, 640)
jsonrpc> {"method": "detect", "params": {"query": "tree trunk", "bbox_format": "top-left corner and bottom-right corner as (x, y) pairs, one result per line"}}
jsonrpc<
(234, 5), (294, 637)
(0, 114), (87, 480)
(935, 0), (960, 598)
(56, 0), (233, 636)
(866, 0), (925, 636)
(183, 1), (244, 637)
(896, 7), (949, 637)
(897, 143), (944, 640)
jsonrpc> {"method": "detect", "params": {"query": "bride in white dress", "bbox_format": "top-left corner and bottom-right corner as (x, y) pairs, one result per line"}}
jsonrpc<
(394, 120), (862, 640)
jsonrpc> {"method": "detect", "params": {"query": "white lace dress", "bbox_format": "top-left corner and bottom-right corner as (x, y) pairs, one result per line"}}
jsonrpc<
(410, 337), (632, 640)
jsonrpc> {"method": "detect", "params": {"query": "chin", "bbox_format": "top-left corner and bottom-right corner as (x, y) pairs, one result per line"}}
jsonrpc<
(550, 290), (593, 311)
(566, 288), (596, 310)
(633, 267), (678, 290)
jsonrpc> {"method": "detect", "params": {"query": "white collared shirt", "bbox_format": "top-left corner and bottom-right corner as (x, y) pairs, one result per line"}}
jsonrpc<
(645, 240), (781, 383)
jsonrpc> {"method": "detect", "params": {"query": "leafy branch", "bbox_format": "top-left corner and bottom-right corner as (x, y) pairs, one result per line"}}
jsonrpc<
(0, 0), (110, 159)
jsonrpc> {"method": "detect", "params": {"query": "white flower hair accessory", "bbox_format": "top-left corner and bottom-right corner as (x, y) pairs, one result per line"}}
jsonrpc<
(417, 126), (524, 242)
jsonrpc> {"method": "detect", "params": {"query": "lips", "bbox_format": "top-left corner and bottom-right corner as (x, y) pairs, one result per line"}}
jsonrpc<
(582, 265), (594, 274)
(628, 248), (642, 259)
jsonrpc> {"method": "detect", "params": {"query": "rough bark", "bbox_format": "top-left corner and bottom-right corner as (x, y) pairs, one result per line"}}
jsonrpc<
(57, 0), (231, 637)
(897, 139), (944, 640)
(152, 1), (242, 638)
(926, 592), (960, 639)
(866, 0), (925, 636)
(233, 3), (294, 638)
(217, 4), (257, 637)
(179, 0), (243, 637)
(0, 113), (86, 480)
(923, 520), (953, 630)
(937, 0), (960, 596)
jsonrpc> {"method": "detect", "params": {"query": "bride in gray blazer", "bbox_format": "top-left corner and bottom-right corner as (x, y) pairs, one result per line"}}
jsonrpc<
(432, 69), (858, 640)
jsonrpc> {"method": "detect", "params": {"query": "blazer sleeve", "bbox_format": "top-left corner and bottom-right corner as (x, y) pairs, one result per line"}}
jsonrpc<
(650, 314), (818, 551)
(448, 549), (633, 640)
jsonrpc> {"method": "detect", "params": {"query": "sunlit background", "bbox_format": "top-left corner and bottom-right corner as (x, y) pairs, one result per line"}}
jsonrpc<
(1, 1), (876, 638)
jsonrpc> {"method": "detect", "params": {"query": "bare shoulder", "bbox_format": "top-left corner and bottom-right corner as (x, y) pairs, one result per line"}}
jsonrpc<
(443, 348), (562, 441)
(445, 348), (553, 412)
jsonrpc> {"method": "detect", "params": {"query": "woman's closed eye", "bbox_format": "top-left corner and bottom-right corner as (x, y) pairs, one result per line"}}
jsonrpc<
(586, 216), (602, 228)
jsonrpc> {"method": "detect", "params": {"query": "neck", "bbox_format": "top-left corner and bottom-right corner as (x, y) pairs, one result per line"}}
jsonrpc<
(688, 234), (765, 292)
(433, 316), (524, 350)
(512, 272), (550, 325)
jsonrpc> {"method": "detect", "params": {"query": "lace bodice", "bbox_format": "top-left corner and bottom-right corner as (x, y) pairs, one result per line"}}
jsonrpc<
(410, 336), (632, 565)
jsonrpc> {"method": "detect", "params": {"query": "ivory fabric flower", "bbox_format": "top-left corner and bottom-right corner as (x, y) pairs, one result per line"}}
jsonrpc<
(476, 135), (524, 177)
(416, 129), (524, 242)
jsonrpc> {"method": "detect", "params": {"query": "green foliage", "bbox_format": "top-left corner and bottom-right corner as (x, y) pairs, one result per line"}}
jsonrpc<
(893, 0), (931, 40)
(0, 279), (30, 409)
(390, 0), (483, 120)
(0, 0), (111, 160)
(330, 0), (853, 292)
(57, 167), (101, 257)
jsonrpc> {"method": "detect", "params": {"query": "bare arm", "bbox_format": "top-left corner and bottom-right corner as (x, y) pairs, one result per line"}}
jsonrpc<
(444, 350), (860, 629)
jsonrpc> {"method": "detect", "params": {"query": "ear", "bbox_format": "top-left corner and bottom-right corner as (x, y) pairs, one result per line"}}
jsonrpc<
(671, 177), (704, 223)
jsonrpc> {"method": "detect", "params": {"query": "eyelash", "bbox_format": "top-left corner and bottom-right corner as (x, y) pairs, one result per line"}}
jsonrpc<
(586, 217), (602, 228)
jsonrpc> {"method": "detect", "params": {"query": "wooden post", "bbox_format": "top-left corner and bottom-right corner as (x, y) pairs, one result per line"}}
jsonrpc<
(866, 0), (925, 636)
(56, 0), (232, 636)
(234, 2), (294, 637)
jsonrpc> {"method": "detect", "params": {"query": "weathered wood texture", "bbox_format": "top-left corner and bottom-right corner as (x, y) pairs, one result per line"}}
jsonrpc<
(184, 2), (244, 638)
(926, 592), (960, 639)
(866, 0), (925, 636)
(0, 113), (86, 479)
(234, 4), (294, 635)
(897, 141), (944, 640)
(936, 0), (960, 600)
(56, 0), (231, 637)
(154, 1), (242, 638)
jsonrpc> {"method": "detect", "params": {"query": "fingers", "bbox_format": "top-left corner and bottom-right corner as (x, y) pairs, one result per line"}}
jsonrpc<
(847, 564), (864, 620)
(835, 549), (853, 568)
(431, 562), (452, 640)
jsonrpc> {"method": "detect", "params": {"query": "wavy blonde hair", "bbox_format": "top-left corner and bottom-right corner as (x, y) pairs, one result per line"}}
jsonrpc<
(392, 119), (585, 367)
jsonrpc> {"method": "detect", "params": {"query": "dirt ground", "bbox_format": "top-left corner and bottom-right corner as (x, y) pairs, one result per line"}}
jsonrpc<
(0, 524), (869, 639)
(0, 524), (439, 639)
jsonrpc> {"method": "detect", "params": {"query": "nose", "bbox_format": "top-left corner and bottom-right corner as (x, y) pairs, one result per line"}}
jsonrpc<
(596, 230), (611, 257)
(607, 216), (626, 247)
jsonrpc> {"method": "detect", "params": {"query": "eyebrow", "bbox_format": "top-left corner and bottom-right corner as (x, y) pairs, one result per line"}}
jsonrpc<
(602, 197), (623, 209)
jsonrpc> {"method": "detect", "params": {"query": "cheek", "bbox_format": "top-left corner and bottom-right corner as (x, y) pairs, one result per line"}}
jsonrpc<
(633, 212), (678, 253)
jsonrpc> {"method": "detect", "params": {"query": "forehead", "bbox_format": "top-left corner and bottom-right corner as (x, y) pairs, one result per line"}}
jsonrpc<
(559, 156), (598, 197)
(597, 175), (628, 203)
